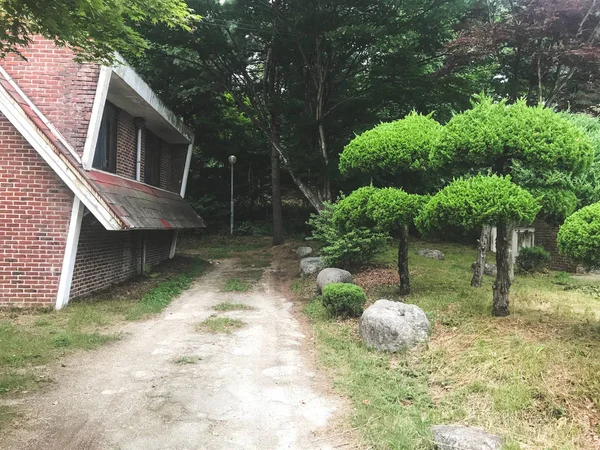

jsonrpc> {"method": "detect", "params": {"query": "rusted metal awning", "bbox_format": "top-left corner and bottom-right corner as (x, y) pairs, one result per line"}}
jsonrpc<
(88, 170), (205, 230)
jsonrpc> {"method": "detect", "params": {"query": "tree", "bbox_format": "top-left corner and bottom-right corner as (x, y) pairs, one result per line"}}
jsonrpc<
(0, 0), (198, 62)
(558, 203), (600, 270)
(442, 0), (600, 109)
(433, 95), (593, 286)
(335, 112), (442, 294)
(417, 175), (540, 316)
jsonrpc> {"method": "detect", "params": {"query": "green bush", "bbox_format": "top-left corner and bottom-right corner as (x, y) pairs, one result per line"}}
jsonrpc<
(516, 246), (551, 273)
(322, 283), (367, 318)
(307, 202), (388, 269)
(558, 202), (600, 270)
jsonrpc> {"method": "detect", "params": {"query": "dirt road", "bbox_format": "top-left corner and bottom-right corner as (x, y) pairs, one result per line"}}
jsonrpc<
(0, 259), (343, 450)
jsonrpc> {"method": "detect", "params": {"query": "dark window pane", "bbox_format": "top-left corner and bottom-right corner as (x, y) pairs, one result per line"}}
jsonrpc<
(144, 131), (161, 187)
(92, 102), (117, 173)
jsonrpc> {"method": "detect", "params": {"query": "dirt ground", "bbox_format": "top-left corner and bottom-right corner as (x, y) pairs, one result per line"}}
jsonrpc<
(0, 256), (350, 450)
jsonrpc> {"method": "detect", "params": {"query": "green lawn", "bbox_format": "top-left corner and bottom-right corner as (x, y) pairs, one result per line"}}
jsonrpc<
(0, 256), (209, 429)
(298, 239), (600, 449)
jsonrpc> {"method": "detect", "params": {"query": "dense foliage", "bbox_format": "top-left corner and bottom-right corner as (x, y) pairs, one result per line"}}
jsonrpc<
(307, 203), (388, 269)
(558, 203), (600, 270)
(416, 175), (541, 231)
(516, 246), (551, 273)
(0, 0), (197, 62)
(366, 188), (425, 231)
(322, 283), (367, 318)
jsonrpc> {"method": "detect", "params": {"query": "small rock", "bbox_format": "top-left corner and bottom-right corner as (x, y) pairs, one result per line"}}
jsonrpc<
(300, 257), (324, 277)
(432, 425), (502, 450)
(359, 299), (430, 352)
(316, 268), (353, 293)
(470, 262), (497, 277)
(296, 246), (313, 258)
(417, 249), (445, 260)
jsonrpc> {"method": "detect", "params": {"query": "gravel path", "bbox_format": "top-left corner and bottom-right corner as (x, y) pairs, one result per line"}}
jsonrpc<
(0, 259), (342, 450)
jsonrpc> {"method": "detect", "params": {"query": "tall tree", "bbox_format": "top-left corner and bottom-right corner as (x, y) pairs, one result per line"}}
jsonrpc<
(0, 0), (197, 62)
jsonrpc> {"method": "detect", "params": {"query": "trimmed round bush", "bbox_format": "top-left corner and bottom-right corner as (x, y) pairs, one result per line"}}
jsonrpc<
(558, 202), (600, 269)
(516, 246), (551, 273)
(322, 283), (367, 318)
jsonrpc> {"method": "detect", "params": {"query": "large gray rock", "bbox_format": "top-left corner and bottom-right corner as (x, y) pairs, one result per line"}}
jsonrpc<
(470, 262), (497, 277)
(316, 268), (353, 294)
(359, 299), (430, 352)
(300, 257), (324, 277)
(432, 425), (502, 450)
(417, 248), (445, 260)
(296, 246), (313, 258)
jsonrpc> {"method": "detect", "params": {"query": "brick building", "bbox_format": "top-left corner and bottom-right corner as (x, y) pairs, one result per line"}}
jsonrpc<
(0, 39), (205, 309)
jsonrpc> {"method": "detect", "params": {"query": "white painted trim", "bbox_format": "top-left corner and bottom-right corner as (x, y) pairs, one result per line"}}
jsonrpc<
(0, 82), (122, 231)
(82, 66), (111, 169)
(111, 57), (194, 143)
(180, 137), (194, 198)
(55, 198), (84, 310)
(0, 66), (82, 164)
(135, 126), (142, 181)
(169, 231), (179, 259)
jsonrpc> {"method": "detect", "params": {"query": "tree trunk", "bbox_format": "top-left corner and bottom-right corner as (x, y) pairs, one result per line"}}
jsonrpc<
(492, 223), (511, 317)
(271, 120), (284, 246)
(471, 226), (491, 287)
(398, 225), (410, 296)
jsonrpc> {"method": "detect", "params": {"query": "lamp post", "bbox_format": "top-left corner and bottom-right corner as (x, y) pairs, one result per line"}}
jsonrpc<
(228, 155), (237, 235)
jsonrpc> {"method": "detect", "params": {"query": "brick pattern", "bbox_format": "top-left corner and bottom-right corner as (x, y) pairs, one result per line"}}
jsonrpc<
(70, 215), (174, 298)
(533, 218), (578, 272)
(116, 109), (137, 179)
(0, 114), (73, 307)
(2, 38), (100, 155)
(159, 141), (170, 190)
(168, 144), (188, 194)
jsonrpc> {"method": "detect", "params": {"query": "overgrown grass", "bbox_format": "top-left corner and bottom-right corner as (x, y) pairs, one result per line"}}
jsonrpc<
(213, 302), (255, 311)
(0, 256), (209, 430)
(223, 278), (252, 292)
(300, 238), (600, 449)
(198, 316), (246, 334)
(178, 234), (270, 259)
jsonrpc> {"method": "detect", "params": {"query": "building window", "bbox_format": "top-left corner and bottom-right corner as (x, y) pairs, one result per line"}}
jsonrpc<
(144, 131), (161, 187)
(92, 102), (118, 173)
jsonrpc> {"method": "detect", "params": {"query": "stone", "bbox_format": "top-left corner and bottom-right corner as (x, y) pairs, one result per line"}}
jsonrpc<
(316, 268), (353, 294)
(299, 257), (324, 277)
(417, 248), (445, 260)
(296, 246), (313, 258)
(359, 299), (430, 352)
(432, 425), (502, 450)
(471, 262), (497, 277)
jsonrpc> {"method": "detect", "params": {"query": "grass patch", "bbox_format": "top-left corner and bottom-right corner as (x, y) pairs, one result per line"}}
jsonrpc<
(223, 278), (252, 292)
(173, 355), (201, 364)
(298, 238), (600, 449)
(0, 256), (209, 432)
(198, 316), (246, 334)
(178, 234), (270, 259)
(213, 302), (255, 311)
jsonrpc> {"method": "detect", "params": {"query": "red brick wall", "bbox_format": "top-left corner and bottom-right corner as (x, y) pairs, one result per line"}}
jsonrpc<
(2, 38), (100, 155)
(70, 215), (174, 298)
(116, 109), (137, 179)
(533, 218), (578, 272)
(159, 141), (170, 190)
(0, 114), (73, 307)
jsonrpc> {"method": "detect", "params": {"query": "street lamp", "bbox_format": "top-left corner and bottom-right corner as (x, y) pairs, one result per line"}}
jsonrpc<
(228, 155), (237, 235)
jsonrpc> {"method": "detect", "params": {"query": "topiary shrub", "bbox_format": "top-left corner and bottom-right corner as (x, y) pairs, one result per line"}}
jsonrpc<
(516, 246), (551, 273)
(322, 283), (367, 318)
(558, 202), (600, 270)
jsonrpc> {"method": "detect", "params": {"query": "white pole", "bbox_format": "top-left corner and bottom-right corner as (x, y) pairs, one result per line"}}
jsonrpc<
(228, 155), (237, 235)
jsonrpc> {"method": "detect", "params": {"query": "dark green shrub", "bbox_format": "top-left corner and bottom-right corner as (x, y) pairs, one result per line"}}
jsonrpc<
(322, 283), (367, 318)
(307, 202), (389, 269)
(558, 202), (600, 269)
(516, 246), (551, 273)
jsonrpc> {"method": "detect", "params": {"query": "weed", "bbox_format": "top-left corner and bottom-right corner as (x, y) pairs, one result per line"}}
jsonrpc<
(213, 302), (254, 311)
(223, 278), (252, 292)
(173, 356), (201, 364)
(198, 316), (245, 334)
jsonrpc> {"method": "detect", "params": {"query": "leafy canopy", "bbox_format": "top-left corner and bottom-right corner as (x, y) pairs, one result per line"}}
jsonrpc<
(0, 0), (198, 62)
(433, 96), (593, 177)
(558, 202), (600, 270)
(339, 111), (442, 180)
(416, 174), (541, 231)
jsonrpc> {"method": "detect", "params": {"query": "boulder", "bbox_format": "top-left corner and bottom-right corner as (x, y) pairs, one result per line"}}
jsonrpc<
(417, 249), (445, 260)
(316, 268), (353, 293)
(470, 262), (497, 277)
(300, 257), (324, 277)
(296, 246), (313, 258)
(359, 299), (430, 352)
(432, 425), (502, 450)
